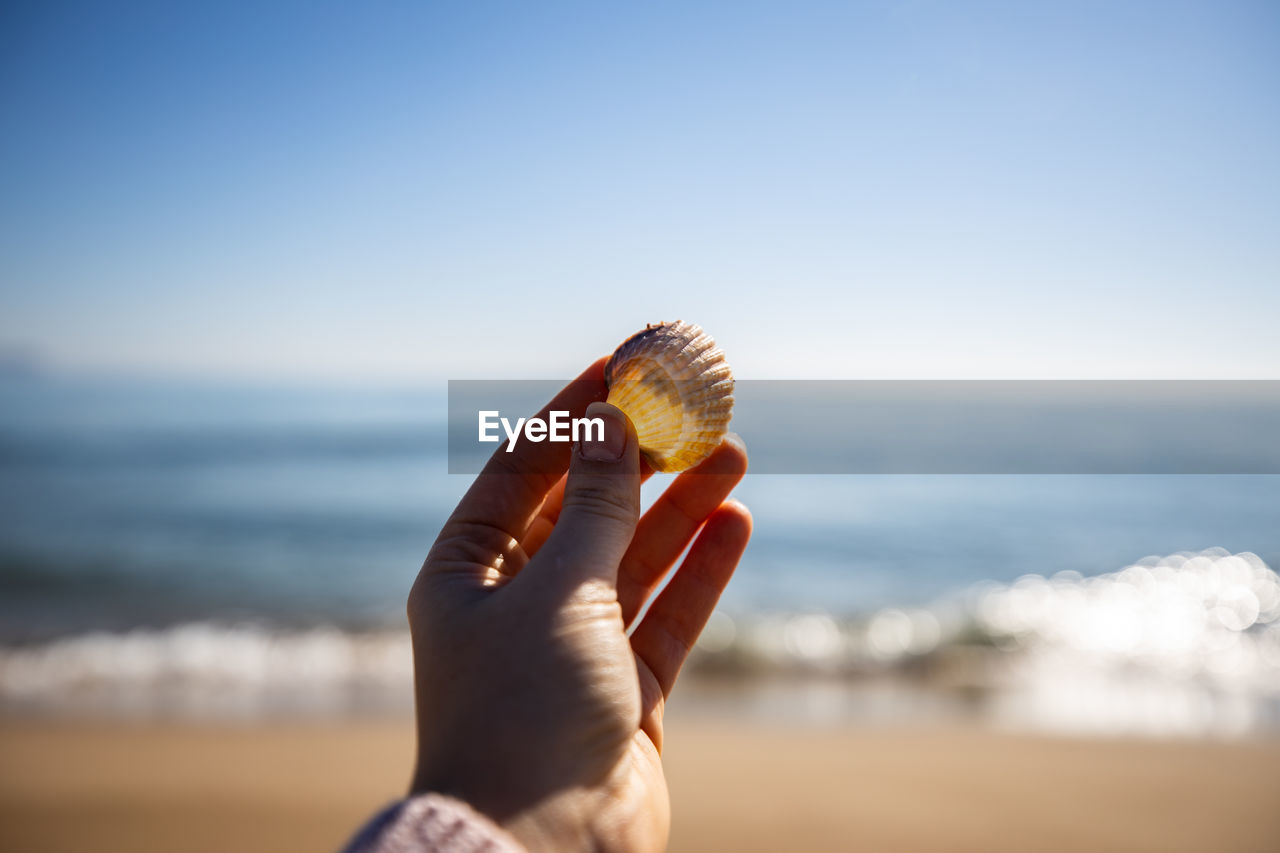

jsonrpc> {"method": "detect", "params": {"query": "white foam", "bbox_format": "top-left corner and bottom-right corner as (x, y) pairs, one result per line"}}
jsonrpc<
(3, 549), (1278, 734)
(0, 624), (413, 718)
(687, 549), (1280, 736)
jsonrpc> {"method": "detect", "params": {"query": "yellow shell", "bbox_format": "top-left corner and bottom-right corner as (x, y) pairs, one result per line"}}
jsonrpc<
(604, 321), (734, 472)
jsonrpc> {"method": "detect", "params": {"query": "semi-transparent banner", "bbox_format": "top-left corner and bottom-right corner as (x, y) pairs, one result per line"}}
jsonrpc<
(447, 380), (1280, 474)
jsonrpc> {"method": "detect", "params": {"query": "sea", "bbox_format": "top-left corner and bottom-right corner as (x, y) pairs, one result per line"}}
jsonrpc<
(1, 376), (1278, 735)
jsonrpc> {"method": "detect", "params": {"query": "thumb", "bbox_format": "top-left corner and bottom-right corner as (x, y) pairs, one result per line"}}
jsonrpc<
(533, 401), (641, 590)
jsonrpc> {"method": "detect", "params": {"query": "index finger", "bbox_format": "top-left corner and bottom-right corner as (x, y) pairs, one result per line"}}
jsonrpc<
(437, 358), (609, 547)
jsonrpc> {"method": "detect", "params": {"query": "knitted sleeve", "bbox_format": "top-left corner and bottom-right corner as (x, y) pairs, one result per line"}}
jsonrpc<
(339, 794), (525, 853)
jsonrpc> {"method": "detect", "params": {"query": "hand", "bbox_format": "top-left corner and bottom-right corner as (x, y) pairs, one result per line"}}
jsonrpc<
(407, 358), (750, 852)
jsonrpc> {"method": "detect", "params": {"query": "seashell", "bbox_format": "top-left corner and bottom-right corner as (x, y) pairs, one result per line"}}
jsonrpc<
(604, 321), (734, 472)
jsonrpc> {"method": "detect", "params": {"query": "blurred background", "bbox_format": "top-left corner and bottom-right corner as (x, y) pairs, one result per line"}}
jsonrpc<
(2, 2), (1278, 851)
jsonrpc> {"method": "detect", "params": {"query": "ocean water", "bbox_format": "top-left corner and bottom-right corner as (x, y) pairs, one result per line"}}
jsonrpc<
(1, 377), (1278, 733)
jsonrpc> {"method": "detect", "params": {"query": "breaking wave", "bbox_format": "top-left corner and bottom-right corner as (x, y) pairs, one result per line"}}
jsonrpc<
(2, 549), (1278, 734)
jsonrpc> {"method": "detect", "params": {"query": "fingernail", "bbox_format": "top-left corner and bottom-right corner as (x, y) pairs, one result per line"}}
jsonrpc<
(579, 402), (627, 462)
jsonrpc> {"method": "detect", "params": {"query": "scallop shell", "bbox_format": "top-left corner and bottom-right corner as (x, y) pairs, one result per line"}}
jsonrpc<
(604, 321), (734, 473)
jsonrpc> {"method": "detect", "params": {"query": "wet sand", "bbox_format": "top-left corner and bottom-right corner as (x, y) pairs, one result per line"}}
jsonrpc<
(2, 718), (1278, 852)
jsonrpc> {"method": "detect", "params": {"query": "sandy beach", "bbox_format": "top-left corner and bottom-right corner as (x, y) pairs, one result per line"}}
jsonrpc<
(2, 717), (1278, 853)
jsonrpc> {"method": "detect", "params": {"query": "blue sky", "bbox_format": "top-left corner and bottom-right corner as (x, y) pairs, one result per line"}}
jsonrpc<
(2, 1), (1277, 381)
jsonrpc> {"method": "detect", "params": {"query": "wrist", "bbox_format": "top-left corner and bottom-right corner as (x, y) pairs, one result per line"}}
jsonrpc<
(409, 778), (594, 853)
(347, 793), (526, 853)
(500, 795), (597, 853)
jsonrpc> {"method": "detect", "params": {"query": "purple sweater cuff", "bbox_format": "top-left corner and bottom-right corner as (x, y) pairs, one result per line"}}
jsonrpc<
(339, 794), (525, 853)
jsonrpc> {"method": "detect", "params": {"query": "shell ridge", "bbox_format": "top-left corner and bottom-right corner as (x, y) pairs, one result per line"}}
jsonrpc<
(603, 320), (734, 472)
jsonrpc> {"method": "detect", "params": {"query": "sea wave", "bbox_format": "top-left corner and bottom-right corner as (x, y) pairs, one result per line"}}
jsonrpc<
(2, 549), (1278, 734)
(0, 625), (414, 719)
(694, 548), (1280, 677)
(688, 548), (1280, 735)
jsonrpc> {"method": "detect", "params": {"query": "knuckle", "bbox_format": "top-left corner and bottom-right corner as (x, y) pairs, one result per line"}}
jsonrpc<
(487, 451), (556, 492)
(563, 480), (636, 525)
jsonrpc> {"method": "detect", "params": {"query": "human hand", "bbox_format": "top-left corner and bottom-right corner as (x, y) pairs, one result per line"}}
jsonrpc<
(407, 358), (750, 852)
